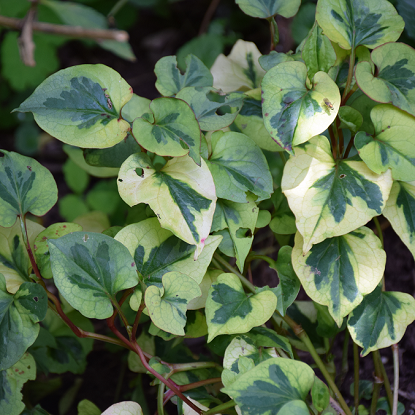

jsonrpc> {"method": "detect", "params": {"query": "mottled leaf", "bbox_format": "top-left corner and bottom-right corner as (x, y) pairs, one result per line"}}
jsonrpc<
(155, 55), (212, 96)
(48, 232), (138, 319)
(261, 61), (340, 153)
(316, 0), (404, 50)
(117, 154), (216, 257)
(13, 65), (132, 148)
(132, 97), (201, 164)
(205, 131), (273, 203)
(348, 285), (415, 356)
(282, 135), (392, 253)
(121, 94), (151, 123)
(355, 104), (415, 181)
(311, 377), (330, 413)
(115, 218), (221, 288)
(292, 227), (385, 326)
(145, 271), (201, 335)
(101, 402), (143, 415)
(355, 43), (415, 116)
(0, 151), (57, 227)
(205, 273), (277, 342)
(235, 0), (300, 18)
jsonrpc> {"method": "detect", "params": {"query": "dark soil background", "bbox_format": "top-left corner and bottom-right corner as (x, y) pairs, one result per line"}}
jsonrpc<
(1, 0), (414, 414)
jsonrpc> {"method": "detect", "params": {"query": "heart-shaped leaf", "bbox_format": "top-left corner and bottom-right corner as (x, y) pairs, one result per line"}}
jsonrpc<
(316, 0), (404, 50)
(49, 232), (138, 319)
(115, 218), (222, 287)
(13, 65), (132, 148)
(131, 97), (201, 165)
(292, 227), (385, 326)
(355, 104), (415, 181)
(145, 271), (201, 335)
(118, 153), (217, 257)
(235, 0), (300, 18)
(205, 273), (277, 341)
(205, 131), (273, 203)
(355, 43), (415, 116)
(155, 55), (212, 97)
(121, 93), (151, 123)
(282, 135), (393, 253)
(338, 106), (363, 133)
(261, 61), (340, 153)
(348, 285), (415, 356)
(222, 358), (314, 415)
(0, 151), (57, 227)
(383, 181), (415, 260)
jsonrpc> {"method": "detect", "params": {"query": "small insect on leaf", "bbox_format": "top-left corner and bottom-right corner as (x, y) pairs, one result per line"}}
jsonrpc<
(323, 98), (334, 111)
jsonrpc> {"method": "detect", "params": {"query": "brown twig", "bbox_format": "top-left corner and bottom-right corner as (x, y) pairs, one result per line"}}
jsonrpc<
(0, 15), (129, 41)
(18, 2), (37, 66)
(198, 0), (221, 36)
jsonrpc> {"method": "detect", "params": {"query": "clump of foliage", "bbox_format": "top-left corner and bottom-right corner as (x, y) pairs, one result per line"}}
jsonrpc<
(1, 0), (415, 414)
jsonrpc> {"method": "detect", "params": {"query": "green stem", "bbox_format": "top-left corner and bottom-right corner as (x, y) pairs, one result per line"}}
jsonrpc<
(107, 0), (128, 18)
(203, 400), (236, 415)
(267, 17), (279, 51)
(341, 47), (356, 104)
(157, 382), (165, 415)
(338, 330), (349, 388)
(247, 254), (275, 267)
(371, 351), (384, 415)
(373, 217), (384, 248)
(171, 361), (221, 374)
(370, 383), (381, 415)
(392, 344), (399, 415)
(379, 353), (394, 412)
(353, 342), (360, 415)
(279, 151), (288, 164)
(180, 377), (222, 392)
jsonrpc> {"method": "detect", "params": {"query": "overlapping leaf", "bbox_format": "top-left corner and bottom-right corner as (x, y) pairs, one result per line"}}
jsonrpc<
(0, 275), (47, 371)
(235, 0), (300, 18)
(0, 220), (44, 294)
(205, 131), (273, 203)
(118, 154), (217, 257)
(269, 188), (297, 235)
(115, 218), (222, 287)
(211, 198), (259, 272)
(383, 181), (415, 260)
(205, 273), (277, 342)
(282, 135), (393, 253)
(132, 98), (201, 164)
(155, 55), (212, 97)
(145, 272), (201, 335)
(49, 232), (138, 319)
(292, 227), (385, 326)
(316, 0), (404, 50)
(101, 402), (143, 415)
(13, 65), (132, 148)
(0, 353), (36, 415)
(222, 358), (314, 415)
(261, 61), (340, 153)
(176, 87), (244, 131)
(0, 151), (57, 227)
(355, 104), (415, 181)
(348, 285), (415, 356)
(355, 43), (415, 116)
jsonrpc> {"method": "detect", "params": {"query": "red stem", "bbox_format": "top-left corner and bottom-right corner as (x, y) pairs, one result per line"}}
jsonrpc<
(132, 303), (145, 340)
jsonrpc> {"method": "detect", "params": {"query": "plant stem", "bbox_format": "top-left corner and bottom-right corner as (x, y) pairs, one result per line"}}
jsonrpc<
(328, 125), (338, 159)
(247, 254), (275, 268)
(338, 330), (349, 388)
(157, 382), (165, 415)
(353, 342), (360, 415)
(379, 353), (394, 411)
(171, 361), (220, 373)
(371, 351), (384, 415)
(198, 0), (221, 36)
(373, 217), (384, 248)
(341, 47), (356, 104)
(279, 151), (288, 164)
(203, 400), (236, 415)
(107, 0), (128, 18)
(392, 344), (399, 415)
(336, 118), (345, 156)
(343, 135), (355, 158)
(180, 377), (222, 392)
(132, 303), (145, 340)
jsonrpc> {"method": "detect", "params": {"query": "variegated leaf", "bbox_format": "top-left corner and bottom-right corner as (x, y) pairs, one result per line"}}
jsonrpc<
(235, 0), (301, 18)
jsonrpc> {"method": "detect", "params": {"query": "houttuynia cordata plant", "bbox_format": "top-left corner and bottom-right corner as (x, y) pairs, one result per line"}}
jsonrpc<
(1, 0), (415, 414)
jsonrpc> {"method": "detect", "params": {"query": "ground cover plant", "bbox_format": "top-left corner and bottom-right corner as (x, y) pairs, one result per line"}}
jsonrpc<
(1, 0), (415, 414)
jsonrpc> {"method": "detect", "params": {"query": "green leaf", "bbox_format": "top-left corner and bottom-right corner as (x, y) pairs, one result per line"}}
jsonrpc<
(211, 198), (259, 272)
(34, 223), (83, 280)
(155, 54), (213, 97)
(338, 106), (363, 133)
(77, 399), (101, 415)
(348, 285), (415, 356)
(0, 219), (44, 294)
(347, 89), (379, 135)
(235, 0), (300, 19)
(63, 159), (90, 194)
(271, 246), (300, 316)
(48, 232), (138, 319)
(0, 151), (58, 227)
(145, 271), (201, 335)
(311, 377), (330, 412)
(292, 227), (385, 326)
(355, 43), (415, 117)
(205, 273), (277, 342)
(121, 94), (151, 123)
(282, 135), (393, 253)
(115, 218), (221, 288)
(211, 40), (265, 93)
(0, 275), (47, 370)
(256, 210), (271, 228)
(13, 65), (133, 148)
(316, 0), (404, 50)
(302, 23), (337, 81)
(258, 51), (296, 72)
(58, 195), (89, 223)
(355, 104), (415, 181)
(118, 153), (216, 257)
(397, 0), (415, 40)
(132, 97), (201, 165)
(291, 3), (317, 45)
(383, 181), (415, 260)
(261, 61), (340, 153)
(0, 353), (36, 415)
(101, 402), (143, 415)
(205, 131), (273, 203)
(176, 87), (244, 131)
(222, 358), (314, 415)
(269, 188), (297, 235)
